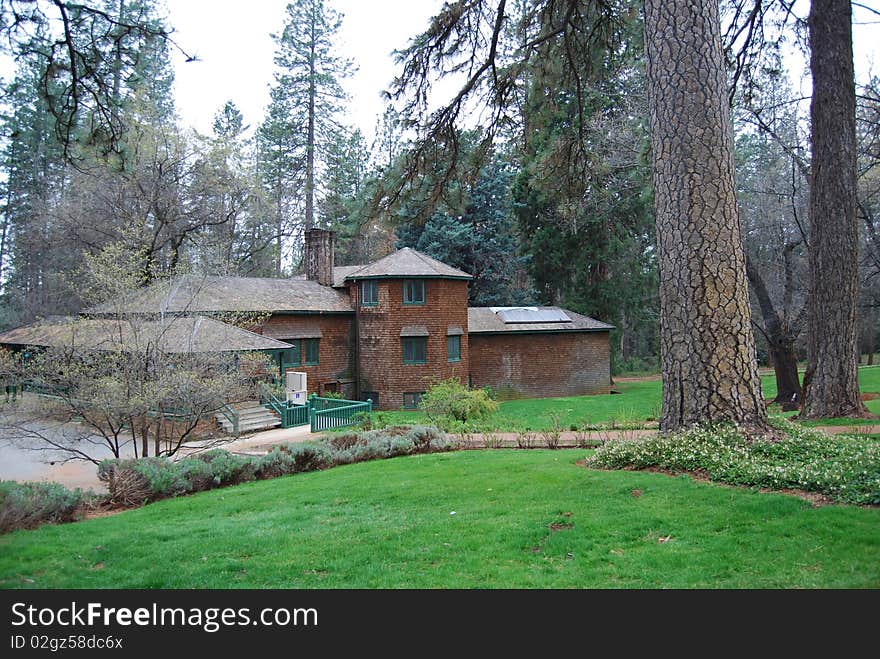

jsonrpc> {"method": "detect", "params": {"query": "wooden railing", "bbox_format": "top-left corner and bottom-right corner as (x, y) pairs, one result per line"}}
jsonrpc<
(310, 396), (372, 432)
(259, 383), (310, 429)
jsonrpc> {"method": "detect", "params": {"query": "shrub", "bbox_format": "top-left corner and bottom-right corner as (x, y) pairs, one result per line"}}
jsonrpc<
(289, 442), (334, 472)
(0, 481), (85, 533)
(196, 450), (258, 486)
(589, 420), (880, 505)
(255, 448), (299, 479)
(95, 425), (450, 511)
(418, 378), (499, 427)
(540, 412), (562, 449)
(99, 452), (261, 505)
(515, 430), (535, 449)
(326, 432), (360, 451)
(331, 425), (451, 465)
(352, 411), (372, 431)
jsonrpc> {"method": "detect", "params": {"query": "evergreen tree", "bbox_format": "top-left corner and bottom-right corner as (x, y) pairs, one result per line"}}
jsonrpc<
(256, 85), (304, 276)
(260, 0), (354, 244)
(802, 0), (868, 418)
(0, 47), (66, 327)
(398, 156), (532, 306)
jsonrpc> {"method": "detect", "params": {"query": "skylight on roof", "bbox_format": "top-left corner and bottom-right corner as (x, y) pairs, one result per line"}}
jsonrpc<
(489, 307), (571, 324)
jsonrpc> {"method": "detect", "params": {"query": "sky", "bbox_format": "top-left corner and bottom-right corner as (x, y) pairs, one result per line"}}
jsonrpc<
(166, 0), (445, 141)
(165, 0), (880, 144)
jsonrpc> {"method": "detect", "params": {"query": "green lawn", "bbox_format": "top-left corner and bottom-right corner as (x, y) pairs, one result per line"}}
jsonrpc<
(378, 366), (880, 430)
(1, 450), (878, 588)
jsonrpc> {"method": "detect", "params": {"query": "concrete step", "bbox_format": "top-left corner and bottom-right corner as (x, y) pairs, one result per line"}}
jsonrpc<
(236, 407), (281, 421)
(216, 405), (281, 434)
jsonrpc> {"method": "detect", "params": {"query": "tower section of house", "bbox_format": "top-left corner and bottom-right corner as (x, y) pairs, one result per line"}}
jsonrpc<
(468, 307), (613, 399)
(345, 248), (472, 410)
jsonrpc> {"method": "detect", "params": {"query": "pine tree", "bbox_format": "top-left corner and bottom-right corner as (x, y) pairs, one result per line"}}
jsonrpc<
(259, 0), (354, 252)
(801, 0), (868, 418)
(0, 48), (66, 327)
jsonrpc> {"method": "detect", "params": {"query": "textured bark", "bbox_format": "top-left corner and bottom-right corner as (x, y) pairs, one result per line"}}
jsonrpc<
(305, 15), (317, 231)
(801, 0), (868, 419)
(746, 256), (802, 405)
(644, 0), (768, 432)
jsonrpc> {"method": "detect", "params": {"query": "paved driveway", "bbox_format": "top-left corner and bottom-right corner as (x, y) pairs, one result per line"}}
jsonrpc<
(0, 415), (129, 491)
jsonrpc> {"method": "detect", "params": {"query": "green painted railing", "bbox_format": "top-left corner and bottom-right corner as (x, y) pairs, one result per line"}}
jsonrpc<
(282, 403), (309, 428)
(310, 396), (357, 412)
(259, 383), (310, 429)
(310, 396), (372, 432)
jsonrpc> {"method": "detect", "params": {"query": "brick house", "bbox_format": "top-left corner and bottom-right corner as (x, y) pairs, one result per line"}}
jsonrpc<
(3, 229), (613, 409)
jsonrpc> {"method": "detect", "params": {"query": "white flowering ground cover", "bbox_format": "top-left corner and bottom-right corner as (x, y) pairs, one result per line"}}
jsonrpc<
(589, 420), (880, 505)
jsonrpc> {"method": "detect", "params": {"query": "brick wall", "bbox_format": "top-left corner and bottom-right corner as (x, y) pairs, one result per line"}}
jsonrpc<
(353, 278), (470, 409)
(468, 331), (611, 399)
(259, 314), (355, 396)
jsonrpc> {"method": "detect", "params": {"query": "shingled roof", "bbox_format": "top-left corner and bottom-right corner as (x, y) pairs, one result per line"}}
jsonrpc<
(344, 248), (472, 280)
(88, 275), (354, 315)
(468, 307), (614, 334)
(0, 316), (291, 354)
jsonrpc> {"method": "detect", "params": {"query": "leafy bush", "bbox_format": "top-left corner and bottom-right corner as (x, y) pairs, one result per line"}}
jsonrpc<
(93, 425), (448, 509)
(196, 450), (258, 486)
(0, 481), (85, 533)
(99, 452), (261, 505)
(255, 448), (298, 479)
(589, 420), (880, 505)
(288, 442), (334, 472)
(331, 425), (450, 465)
(418, 378), (498, 428)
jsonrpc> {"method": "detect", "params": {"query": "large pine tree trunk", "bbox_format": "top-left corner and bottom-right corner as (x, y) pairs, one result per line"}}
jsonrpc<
(644, 0), (768, 433)
(801, 0), (868, 419)
(770, 342), (802, 407)
(305, 16), (317, 231)
(745, 257), (802, 405)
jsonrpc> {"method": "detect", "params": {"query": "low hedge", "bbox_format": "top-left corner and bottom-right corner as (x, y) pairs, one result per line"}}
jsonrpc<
(589, 420), (880, 505)
(0, 481), (86, 533)
(99, 425), (451, 506)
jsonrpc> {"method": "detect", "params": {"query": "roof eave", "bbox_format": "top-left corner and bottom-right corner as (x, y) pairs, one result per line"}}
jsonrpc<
(345, 274), (472, 281)
(468, 326), (614, 335)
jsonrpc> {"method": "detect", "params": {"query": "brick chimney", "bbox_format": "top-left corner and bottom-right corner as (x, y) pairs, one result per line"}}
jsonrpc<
(305, 228), (335, 287)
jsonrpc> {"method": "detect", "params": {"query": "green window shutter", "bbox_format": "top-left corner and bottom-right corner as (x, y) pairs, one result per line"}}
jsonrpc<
(304, 338), (320, 365)
(447, 335), (461, 362)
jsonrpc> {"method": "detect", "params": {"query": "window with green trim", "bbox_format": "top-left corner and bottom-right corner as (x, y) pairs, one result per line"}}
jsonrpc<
(403, 279), (425, 305)
(402, 336), (427, 364)
(403, 392), (425, 409)
(279, 341), (302, 368)
(447, 335), (461, 362)
(278, 338), (320, 371)
(361, 280), (378, 306)
(304, 338), (320, 365)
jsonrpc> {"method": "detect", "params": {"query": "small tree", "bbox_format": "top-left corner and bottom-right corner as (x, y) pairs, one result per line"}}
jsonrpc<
(418, 379), (498, 428)
(2, 323), (272, 464)
(0, 241), (273, 464)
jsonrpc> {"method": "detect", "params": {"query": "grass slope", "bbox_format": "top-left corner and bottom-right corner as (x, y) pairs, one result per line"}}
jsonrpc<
(2, 450), (878, 588)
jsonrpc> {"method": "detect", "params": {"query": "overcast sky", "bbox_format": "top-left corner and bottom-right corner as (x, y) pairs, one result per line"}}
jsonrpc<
(166, 0), (445, 141)
(166, 0), (879, 141)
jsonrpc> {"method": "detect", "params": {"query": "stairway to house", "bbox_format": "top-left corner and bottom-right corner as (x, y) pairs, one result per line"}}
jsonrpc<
(215, 400), (281, 435)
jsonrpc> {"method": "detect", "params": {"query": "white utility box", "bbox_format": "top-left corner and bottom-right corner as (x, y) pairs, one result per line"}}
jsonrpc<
(285, 371), (308, 404)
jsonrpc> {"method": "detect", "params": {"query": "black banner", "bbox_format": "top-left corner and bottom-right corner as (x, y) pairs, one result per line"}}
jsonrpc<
(0, 589), (875, 653)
